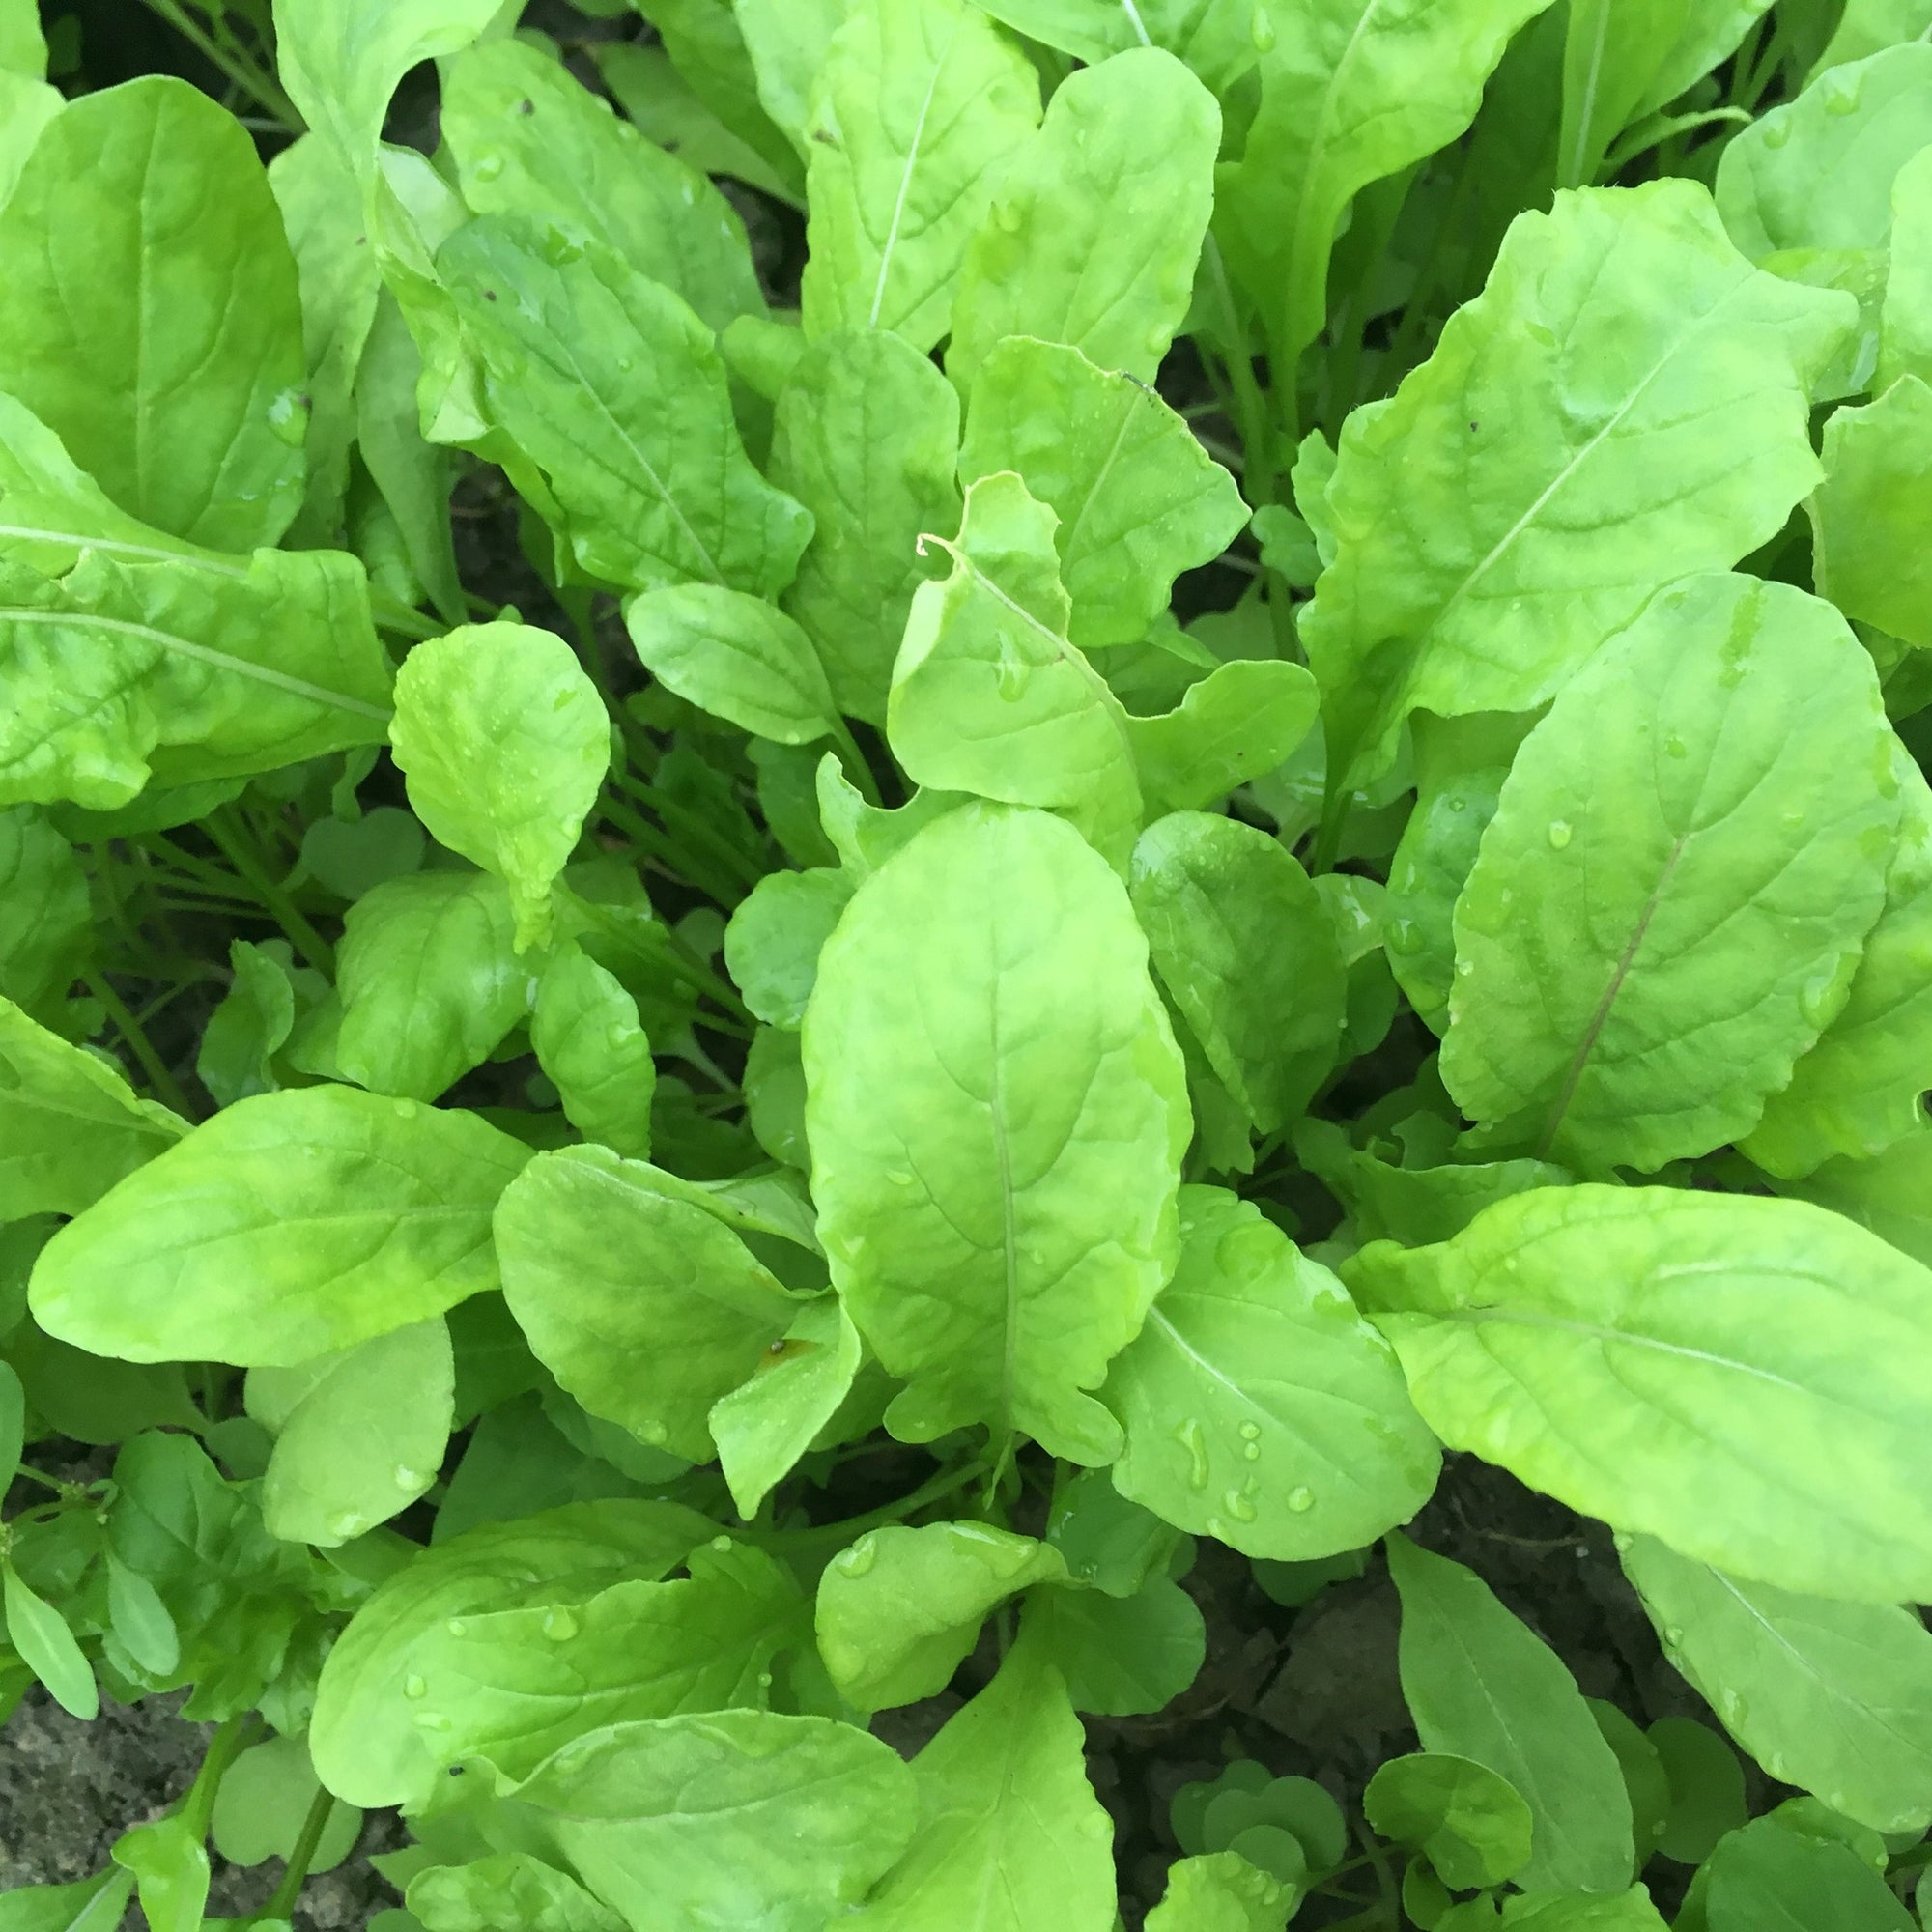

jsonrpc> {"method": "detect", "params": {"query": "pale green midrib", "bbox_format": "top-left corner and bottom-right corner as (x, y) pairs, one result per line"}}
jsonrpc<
(0, 607), (393, 721)
(0, 525), (246, 578)
(869, 21), (959, 331)
(988, 985), (1021, 1439)
(1118, 0), (1152, 46)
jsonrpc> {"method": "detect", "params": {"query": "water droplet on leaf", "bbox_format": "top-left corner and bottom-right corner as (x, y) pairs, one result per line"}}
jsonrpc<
(1287, 1486), (1315, 1514)
(1547, 820), (1573, 850)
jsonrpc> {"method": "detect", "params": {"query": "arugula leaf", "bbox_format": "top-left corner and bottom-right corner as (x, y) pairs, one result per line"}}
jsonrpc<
(1809, 375), (1932, 652)
(734, 0), (849, 158)
(29, 1086), (532, 1366)
(1621, 1533), (1932, 1834)
(638, 0), (807, 196)
(1440, 573), (1897, 1173)
(1124, 658), (1319, 819)
(1104, 1186), (1439, 1558)
(974, 0), (1267, 93)
(804, 801), (1189, 1463)
(1350, 1184), (1932, 1603)
(0, 77), (306, 552)
(1700, 1815), (1918, 1931)
(4, 1559), (97, 1719)
(409, 1855), (623, 1932)
(1299, 181), (1850, 792)
(957, 337), (1249, 650)
(1145, 1851), (1295, 1932)
(531, 948), (656, 1161)
(389, 620), (608, 949)
(1364, 1751), (1534, 1890)
(708, 1296), (863, 1516)
(723, 866), (853, 1028)
(801, 0), (1042, 351)
(1022, 1572), (1207, 1717)
(948, 48), (1219, 389)
(1387, 1535), (1634, 1892)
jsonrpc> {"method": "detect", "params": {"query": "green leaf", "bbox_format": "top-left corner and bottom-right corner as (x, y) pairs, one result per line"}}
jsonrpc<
(441, 38), (765, 335)
(1747, 744), (1932, 1175)
(411, 1541), (804, 1783)
(0, 544), (393, 811)
(4, 1560), (97, 1719)
(330, 871), (528, 1102)
(948, 48), (1218, 389)
(495, 1145), (797, 1462)
(804, 802), (1189, 1463)
(0, 1872), (135, 1932)
(1129, 812), (1346, 1134)
(1879, 147), (1932, 390)
(1809, 375), (1932, 652)
(847, 1633), (1115, 1931)
(31, 1086), (531, 1366)
(1812, 0), (1932, 79)
(532, 947), (656, 1160)
(768, 328), (963, 725)
(595, 41), (799, 204)
(509, 1711), (916, 1932)
(735, 0), (849, 157)
(1350, 1184), (1932, 1603)
(724, 867), (852, 1029)
(1299, 181), (1851, 792)
(210, 1735), (361, 1872)
(1701, 1815), (1918, 1931)
(1124, 659), (1319, 819)
(197, 940), (298, 1109)
(1365, 1752), (1535, 1890)
(1215, 0), (1550, 385)
(389, 621), (611, 949)
(956, 337), (1249, 650)
(1022, 1572), (1206, 1717)
(1382, 711), (1533, 1035)
(0, 998), (187, 1219)
(1046, 1467), (1185, 1599)
(800, 0), (1042, 351)
(1104, 1186), (1439, 1558)
(0, 1359), (19, 1487)
(1145, 1851), (1295, 1932)
(637, 0), (806, 195)
(0, 77), (305, 551)
(1787, 1122), (1932, 1269)
(410, 1855), (623, 1932)
(273, 0), (505, 176)
(888, 473), (1143, 867)
(1503, 1894), (1669, 1930)
(257, 1319), (455, 1546)
(102, 1554), (180, 1679)
(1386, 1536), (1634, 1893)
(1717, 43), (1932, 261)
(1556, 1), (1771, 189)
(815, 1520), (1065, 1709)
(1439, 573), (1897, 1173)
(437, 217), (812, 597)
(109, 1818), (207, 1932)
(709, 1295), (863, 1517)
(624, 583), (839, 744)
(1621, 1533), (1932, 1834)
(309, 1498), (718, 1806)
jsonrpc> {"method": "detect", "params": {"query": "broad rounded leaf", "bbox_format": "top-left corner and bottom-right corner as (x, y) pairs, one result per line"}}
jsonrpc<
(625, 584), (838, 745)
(709, 1297), (864, 1518)
(1364, 1752), (1535, 1891)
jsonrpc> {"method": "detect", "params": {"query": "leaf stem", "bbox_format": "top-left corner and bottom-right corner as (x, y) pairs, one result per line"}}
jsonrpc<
(133, 0), (303, 131)
(83, 974), (194, 1118)
(203, 813), (336, 975)
(261, 1783), (338, 1920)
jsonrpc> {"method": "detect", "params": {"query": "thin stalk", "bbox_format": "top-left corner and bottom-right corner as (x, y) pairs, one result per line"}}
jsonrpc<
(827, 721), (883, 808)
(84, 974), (194, 1117)
(134, 0), (302, 130)
(759, 1458), (991, 1554)
(203, 814), (336, 975)
(1201, 237), (1279, 500)
(261, 1784), (337, 1919)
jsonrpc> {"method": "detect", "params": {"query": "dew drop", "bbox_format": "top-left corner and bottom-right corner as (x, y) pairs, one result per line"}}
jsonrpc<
(1242, 1441), (1262, 1463)
(1664, 733), (1688, 759)
(419, 1712), (452, 1732)
(1237, 1421), (1262, 1442)
(1547, 819), (1573, 850)
(1287, 1486), (1315, 1514)
(446, 1618), (468, 1637)
(543, 1606), (580, 1641)
(1174, 1416), (1211, 1492)
(1446, 795), (1467, 813)
(1223, 1486), (1259, 1523)
(1663, 1624), (1685, 1646)
(1386, 918), (1421, 955)
(1799, 977), (1839, 1029)
(838, 1538), (878, 1578)
(607, 1022), (634, 1050)
(1823, 78), (1861, 115)
(995, 200), (1023, 234)
(472, 154), (506, 183)
(404, 1674), (427, 1699)
(1082, 1811), (1113, 1840)
(393, 1098), (420, 1121)
(327, 1512), (363, 1539)
(994, 654), (1027, 700)
(1612, 1531), (1633, 1552)
(394, 1464), (425, 1490)
(1250, 5), (1275, 51)
(639, 1419), (668, 1445)
(886, 1168), (916, 1189)
(1761, 118), (1790, 149)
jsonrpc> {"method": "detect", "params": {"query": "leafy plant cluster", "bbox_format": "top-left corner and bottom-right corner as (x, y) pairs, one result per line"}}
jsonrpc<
(3, 0), (1932, 1926)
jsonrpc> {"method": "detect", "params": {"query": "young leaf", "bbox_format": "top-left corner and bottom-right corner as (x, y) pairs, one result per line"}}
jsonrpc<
(210, 1735), (360, 1873)
(109, 1817), (208, 1932)
(800, 0), (1042, 351)
(0, 546), (393, 810)
(1364, 1752), (1535, 1890)
(103, 1555), (181, 1680)
(408, 1854), (623, 1932)
(259, 1318), (455, 1546)
(637, 0), (806, 196)
(888, 473), (1143, 867)
(1350, 1184), (1932, 1603)
(0, 1872), (135, 1932)
(849, 1633), (1115, 1930)
(409, 1543), (804, 1782)
(1145, 1851), (1295, 1932)
(1808, 375), (1932, 651)
(329, 870), (527, 1101)
(1130, 812), (1346, 1134)
(1747, 746), (1932, 1176)
(532, 947), (657, 1161)
(1700, 1815), (1918, 1931)
(948, 47), (1219, 389)
(437, 218), (812, 597)
(1299, 181), (1851, 792)
(1621, 1533), (1932, 1834)
(1215, 0), (1550, 390)
(709, 1296), (863, 1517)
(0, 77), (305, 552)
(1880, 146), (1932, 390)
(1387, 1536), (1634, 1893)
(723, 867), (852, 1029)
(768, 328), (963, 725)
(1022, 1574), (1208, 1718)
(734, 0), (849, 157)
(816, 1521), (1065, 1710)
(957, 337), (1249, 650)
(495, 1145), (797, 1462)
(0, 998), (188, 1219)
(389, 620), (610, 949)
(309, 1498), (717, 1807)
(4, 1560), (98, 1719)
(1440, 573), (1897, 1173)
(804, 802), (1189, 1463)
(30, 1086), (532, 1366)
(624, 584), (840, 744)
(1124, 659), (1319, 819)
(509, 1711), (916, 1929)
(1786, 1122), (1932, 1270)
(1104, 1186), (1439, 1559)
(441, 38), (766, 335)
